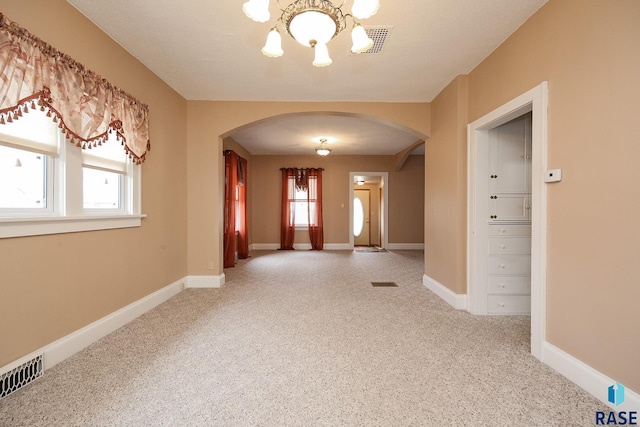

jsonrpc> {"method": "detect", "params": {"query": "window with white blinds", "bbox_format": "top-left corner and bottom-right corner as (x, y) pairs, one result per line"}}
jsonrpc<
(0, 109), (143, 238)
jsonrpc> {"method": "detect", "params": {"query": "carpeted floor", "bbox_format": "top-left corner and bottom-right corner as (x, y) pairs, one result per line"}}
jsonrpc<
(0, 250), (607, 426)
(354, 246), (387, 253)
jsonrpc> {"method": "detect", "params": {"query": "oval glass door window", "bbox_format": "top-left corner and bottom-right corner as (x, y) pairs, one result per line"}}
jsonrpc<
(354, 197), (364, 237)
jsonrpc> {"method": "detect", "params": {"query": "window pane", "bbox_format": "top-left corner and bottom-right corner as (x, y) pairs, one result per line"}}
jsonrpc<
(293, 201), (308, 226)
(83, 168), (121, 209)
(354, 197), (364, 237)
(0, 145), (47, 209)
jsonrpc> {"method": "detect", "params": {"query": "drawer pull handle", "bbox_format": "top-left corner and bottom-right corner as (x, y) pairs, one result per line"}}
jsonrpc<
(500, 284), (506, 288)
(499, 303), (505, 307)
(499, 264), (506, 269)
(500, 245), (506, 249)
(500, 228), (506, 233)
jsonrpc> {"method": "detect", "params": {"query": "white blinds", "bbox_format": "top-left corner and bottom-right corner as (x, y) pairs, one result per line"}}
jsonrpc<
(0, 111), (59, 156)
(81, 133), (127, 174)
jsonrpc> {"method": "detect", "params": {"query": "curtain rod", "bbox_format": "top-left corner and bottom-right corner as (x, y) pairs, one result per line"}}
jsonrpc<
(279, 167), (324, 171)
(223, 149), (246, 162)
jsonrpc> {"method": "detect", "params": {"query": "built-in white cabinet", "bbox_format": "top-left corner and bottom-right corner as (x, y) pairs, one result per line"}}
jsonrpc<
(488, 114), (531, 222)
(485, 114), (532, 315)
(486, 224), (531, 314)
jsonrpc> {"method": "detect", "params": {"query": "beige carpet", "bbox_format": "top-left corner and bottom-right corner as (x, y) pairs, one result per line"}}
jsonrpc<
(0, 250), (606, 426)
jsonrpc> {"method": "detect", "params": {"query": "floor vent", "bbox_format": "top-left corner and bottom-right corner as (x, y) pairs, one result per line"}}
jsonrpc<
(0, 354), (43, 400)
(371, 281), (398, 287)
(354, 26), (393, 55)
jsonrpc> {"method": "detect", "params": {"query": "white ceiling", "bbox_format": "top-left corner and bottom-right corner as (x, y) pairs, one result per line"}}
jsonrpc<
(66, 0), (547, 156)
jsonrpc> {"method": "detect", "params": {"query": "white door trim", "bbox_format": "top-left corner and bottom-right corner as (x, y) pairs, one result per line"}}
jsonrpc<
(467, 82), (548, 360)
(349, 172), (389, 249)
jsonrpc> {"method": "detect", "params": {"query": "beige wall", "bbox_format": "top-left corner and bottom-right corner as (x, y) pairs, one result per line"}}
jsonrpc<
(250, 154), (424, 246)
(425, 76), (468, 293)
(187, 102), (430, 275)
(430, 0), (640, 390)
(0, 1), (188, 367)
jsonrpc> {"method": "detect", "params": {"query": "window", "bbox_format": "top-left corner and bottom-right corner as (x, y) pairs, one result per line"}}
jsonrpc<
(289, 178), (318, 228)
(0, 145), (50, 211)
(353, 197), (365, 237)
(0, 109), (143, 239)
(81, 132), (128, 212)
(82, 168), (122, 210)
(280, 167), (323, 250)
(293, 186), (309, 227)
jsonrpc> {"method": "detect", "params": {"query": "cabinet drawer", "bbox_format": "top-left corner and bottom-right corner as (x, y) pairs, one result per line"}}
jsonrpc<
(488, 237), (531, 255)
(487, 256), (531, 275)
(488, 224), (531, 236)
(488, 276), (531, 294)
(487, 295), (531, 315)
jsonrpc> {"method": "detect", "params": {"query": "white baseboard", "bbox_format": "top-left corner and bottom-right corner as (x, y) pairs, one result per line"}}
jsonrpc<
(325, 243), (351, 250)
(543, 342), (639, 412)
(186, 274), (225, 288)
(251, 243), (279, 250)
(250, 243), (352, 251)
(28, 277), (185, 372)
(1, 275), (228, 378)
(423, 274), (468, 310)
(388, 243), (425, 250)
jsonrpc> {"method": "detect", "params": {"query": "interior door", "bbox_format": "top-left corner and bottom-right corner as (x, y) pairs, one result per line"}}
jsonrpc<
(354, 189), (370, 246)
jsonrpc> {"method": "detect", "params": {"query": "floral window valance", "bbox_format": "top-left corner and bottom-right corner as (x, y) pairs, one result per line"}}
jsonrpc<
(0, 13), (150, 164)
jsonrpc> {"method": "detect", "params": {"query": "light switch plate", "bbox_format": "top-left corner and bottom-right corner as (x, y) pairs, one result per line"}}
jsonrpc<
(544, 169), (562, 183)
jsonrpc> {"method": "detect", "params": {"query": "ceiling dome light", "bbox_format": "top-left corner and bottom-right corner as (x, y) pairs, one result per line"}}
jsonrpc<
(315, 138), (332, 156)
(289, 10), (337, 47)
(244, 0), (380, 66)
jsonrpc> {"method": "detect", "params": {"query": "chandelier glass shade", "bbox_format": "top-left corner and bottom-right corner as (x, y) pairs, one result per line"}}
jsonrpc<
(243, 0), (379, 66)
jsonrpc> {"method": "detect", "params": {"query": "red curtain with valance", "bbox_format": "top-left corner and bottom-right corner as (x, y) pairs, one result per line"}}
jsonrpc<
(280, 168), (323, 250)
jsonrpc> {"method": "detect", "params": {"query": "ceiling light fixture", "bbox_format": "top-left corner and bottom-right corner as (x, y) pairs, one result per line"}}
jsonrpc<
(356, 179), (365, 185)
(243, 0), (379, 67)
(315, 138), (332, 156)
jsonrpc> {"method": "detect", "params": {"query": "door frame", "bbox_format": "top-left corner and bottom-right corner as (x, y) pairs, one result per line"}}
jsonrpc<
(349, 172), (388, 249)
(467, 82), (548, 360)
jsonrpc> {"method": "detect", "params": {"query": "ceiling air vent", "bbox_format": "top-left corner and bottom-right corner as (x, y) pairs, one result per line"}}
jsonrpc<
(354, 26), (392, 55)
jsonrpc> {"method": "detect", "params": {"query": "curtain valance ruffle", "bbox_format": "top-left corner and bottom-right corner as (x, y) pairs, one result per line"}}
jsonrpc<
(0, 13), (150, 164)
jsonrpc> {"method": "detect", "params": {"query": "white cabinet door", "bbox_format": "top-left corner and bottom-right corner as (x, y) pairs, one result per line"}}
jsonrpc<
(489, 194), (531, 221)
(488, 113), (532, 222)
(489, 114), (531, 194)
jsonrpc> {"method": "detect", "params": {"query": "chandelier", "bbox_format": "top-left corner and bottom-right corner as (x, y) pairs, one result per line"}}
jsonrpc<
(242, 0), (380, 67)
(315, 138), (332, 156)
